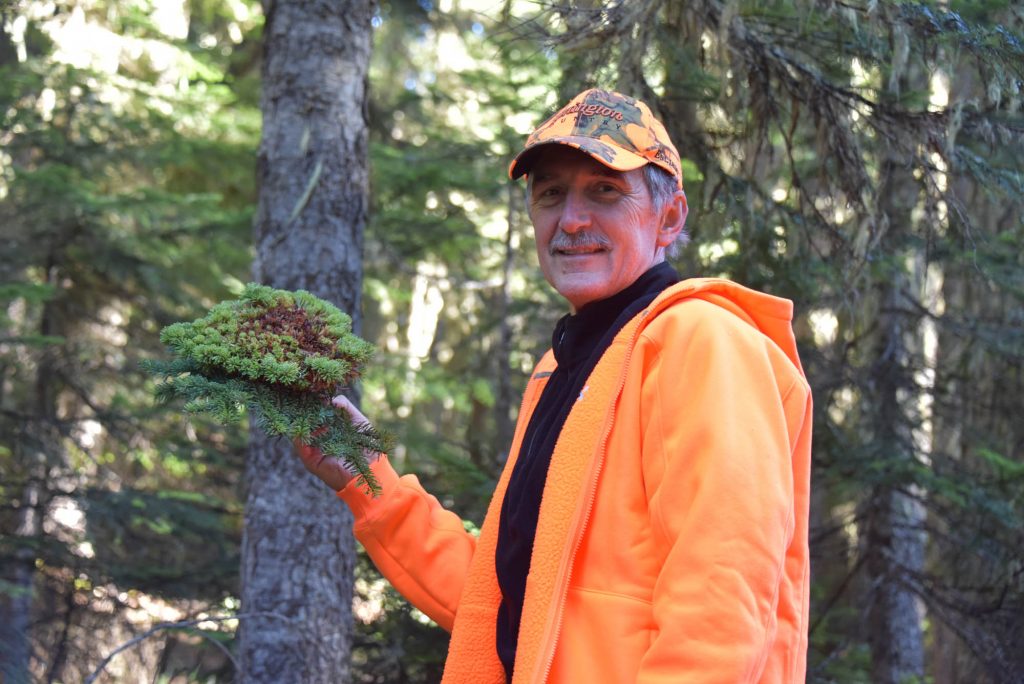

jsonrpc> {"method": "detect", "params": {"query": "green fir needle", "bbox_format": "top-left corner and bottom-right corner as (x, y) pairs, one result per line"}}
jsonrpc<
(143, 283), (393, 495)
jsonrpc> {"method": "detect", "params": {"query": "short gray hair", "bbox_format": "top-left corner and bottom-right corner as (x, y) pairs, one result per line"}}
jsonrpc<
(642, 164), (688, 259)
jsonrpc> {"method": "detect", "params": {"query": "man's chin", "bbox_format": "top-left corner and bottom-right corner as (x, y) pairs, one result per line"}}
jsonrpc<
(553, 278), (608, 312)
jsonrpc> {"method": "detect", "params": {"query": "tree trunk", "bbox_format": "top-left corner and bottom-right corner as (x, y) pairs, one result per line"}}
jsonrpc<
(862, 62), (927, 682)
(1, 260), (63, 684)
(494, 181), (518, 463)
(238, 1), (375, 681)
(0, 478), (40, 684)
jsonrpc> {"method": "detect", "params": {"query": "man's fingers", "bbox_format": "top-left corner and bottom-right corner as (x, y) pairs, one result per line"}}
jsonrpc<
(294, 437), (351, 491)
(332, 394), (371, 427)
(294, 438), (323, 469)
(294, 397), (376, 492)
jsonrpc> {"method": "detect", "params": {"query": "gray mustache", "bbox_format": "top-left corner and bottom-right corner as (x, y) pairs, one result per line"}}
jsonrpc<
(549, 232), (612, 254)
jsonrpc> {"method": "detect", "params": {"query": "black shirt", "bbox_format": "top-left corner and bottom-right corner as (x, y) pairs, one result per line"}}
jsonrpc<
(494, 262), (679, 681)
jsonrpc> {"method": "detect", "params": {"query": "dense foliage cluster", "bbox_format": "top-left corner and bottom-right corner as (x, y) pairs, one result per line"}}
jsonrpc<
(146, 284), (391, 493)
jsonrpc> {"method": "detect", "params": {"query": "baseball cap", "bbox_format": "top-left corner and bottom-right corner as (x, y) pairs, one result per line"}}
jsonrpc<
(508, 88), (683, 189)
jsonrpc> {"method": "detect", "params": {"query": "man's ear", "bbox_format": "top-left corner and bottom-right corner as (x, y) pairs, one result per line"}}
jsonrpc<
(656, 190), (689, 247)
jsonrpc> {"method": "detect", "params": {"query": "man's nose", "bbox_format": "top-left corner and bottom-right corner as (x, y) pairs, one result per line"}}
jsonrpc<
(557, 190), (590, 233)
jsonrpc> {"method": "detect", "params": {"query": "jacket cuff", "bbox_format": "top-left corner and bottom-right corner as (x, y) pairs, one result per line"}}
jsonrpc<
(336, 455), (400, 519)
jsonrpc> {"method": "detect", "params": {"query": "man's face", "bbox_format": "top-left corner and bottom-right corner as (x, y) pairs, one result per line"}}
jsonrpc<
(527, 146), (682, 312)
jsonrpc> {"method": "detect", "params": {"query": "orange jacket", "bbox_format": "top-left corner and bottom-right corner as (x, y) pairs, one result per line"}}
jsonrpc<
(339, 278), (812, 683)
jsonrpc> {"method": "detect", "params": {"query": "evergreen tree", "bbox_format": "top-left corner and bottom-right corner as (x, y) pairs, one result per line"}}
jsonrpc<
(238, 0), (377, 680)
(0, 0), (260, 679)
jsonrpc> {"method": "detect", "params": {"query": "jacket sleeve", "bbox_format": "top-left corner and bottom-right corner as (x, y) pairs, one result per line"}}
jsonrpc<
(637, 304), (812, 682)
(337, 456), (476, 632)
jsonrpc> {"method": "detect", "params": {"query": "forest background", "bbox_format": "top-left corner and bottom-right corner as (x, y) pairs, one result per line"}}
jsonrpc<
(1, 0), (1022, 682)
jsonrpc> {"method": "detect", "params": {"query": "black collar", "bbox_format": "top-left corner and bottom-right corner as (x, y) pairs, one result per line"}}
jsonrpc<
(552, 262), (679, 371)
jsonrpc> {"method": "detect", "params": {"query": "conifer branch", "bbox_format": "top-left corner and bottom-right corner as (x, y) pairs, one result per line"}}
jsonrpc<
(143, 283), (393, 495)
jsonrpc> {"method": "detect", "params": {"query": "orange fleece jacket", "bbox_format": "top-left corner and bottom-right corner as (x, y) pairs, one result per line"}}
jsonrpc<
(338, 278), (813, 683)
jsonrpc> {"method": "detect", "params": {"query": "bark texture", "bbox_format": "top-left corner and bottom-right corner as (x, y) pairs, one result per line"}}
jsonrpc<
(863, 277), (926, 684)
(239, 1), (375, 681)
(862, 72), (927, 682)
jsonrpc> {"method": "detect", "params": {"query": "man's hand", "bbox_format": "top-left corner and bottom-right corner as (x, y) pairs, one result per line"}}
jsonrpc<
(294, 395), (381, 491)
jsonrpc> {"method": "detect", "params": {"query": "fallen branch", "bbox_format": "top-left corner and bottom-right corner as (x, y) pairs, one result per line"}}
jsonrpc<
(83, 611), (295, 684)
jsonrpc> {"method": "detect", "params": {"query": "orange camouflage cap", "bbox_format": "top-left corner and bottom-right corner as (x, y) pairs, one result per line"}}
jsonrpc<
(508, 88), (682, 189)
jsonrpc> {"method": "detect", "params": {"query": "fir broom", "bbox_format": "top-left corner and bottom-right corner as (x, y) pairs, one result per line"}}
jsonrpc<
(143, 283), (393, 494)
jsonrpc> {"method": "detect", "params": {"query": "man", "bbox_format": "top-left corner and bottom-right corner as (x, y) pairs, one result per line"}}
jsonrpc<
(297, 89), (812, 683)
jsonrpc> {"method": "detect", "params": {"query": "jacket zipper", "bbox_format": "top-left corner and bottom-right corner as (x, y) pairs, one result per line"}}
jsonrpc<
(531, 311), (650, 684)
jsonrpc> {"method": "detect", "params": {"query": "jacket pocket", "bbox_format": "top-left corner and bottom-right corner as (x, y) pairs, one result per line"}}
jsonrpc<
(547, 586), (654, 683)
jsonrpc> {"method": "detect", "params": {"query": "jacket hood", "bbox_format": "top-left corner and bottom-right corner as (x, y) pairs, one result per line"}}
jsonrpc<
(648, 278), (805, 376)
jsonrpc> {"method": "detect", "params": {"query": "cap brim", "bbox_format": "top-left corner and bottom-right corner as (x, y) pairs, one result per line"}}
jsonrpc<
(508, 137), (649, 181)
